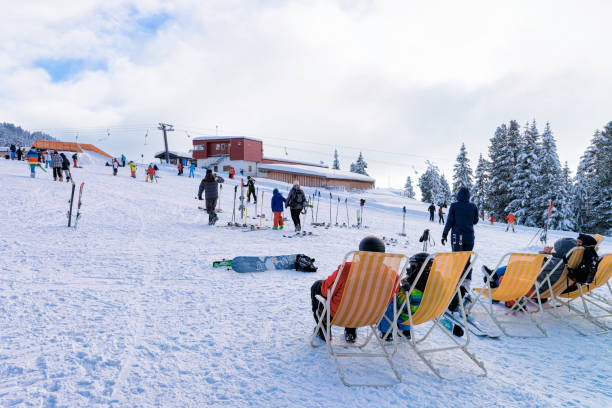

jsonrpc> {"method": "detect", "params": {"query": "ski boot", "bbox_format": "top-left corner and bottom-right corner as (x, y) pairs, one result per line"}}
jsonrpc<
(344, 328), (356, 343)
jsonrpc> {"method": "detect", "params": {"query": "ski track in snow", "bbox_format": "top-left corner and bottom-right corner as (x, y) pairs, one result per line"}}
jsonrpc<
(0, 159), (611, 407)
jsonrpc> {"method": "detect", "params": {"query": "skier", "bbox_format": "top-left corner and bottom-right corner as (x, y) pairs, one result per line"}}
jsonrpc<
(285, 181), (306, 232)
(178, 162), (183, 176)
(438, 205), (445, 224)
(10, 144), (16, 160)
(198, 169), (224, 225)
(489, 214), (494, 225)
(42, 150), (49, 168)
(60, 153), (72, 182)
(72, 153), (78, 168)
(229, 167), (235, 179)
(16, 147), (22, 161)
(112, 158), (119, 176)
(271, 188), (286, 230)
(246, 176), (257, 203)
(311, 236), (386, 343)
(121, 154), (126, 167)
(51, 150), (63, 181)
(505, 213), (516, 232)
(188, 162), (195, 178)
(26, 147), (38, 178)
(128, 161), (137, 178)
(145, 164), (155, 182)
(441, 186), (478, 293)
(428, 203), (435, 221)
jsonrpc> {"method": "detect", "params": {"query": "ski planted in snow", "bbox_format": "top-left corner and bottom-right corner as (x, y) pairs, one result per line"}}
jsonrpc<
(67, 182), (76, 227)
(74, 182), (85, 228)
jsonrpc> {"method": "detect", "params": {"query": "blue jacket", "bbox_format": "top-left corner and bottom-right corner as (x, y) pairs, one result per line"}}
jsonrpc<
(442, 187), (479, 244)
(271, 189), (286, 212)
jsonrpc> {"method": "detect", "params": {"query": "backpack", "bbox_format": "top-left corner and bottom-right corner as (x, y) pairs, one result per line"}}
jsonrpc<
(295, 254), (317, 272)
(567, 246), (599, 285)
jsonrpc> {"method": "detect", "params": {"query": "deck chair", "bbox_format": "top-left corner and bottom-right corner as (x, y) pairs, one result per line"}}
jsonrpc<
(470, 253), (550, 337)
(396, 251), (486, 379)
(310, 251), (408, 387)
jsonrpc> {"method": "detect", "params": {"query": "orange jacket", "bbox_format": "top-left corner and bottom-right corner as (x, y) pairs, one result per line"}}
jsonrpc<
(506, 214), (516, 223)
(322, 263), (351, 318)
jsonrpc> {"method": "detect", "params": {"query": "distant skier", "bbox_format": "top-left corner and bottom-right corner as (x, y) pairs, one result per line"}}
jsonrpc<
(72, 153), (78, 167)
(441, 186), (479, 291)
(51, 150), (63, 181)
(285, 181), (306, 232)
(178, 162), (184, 176)
(121, 154), (126, 167)
(489, 214), (494, 225)
(10, 144), (16, 160)
(112, 158), (119, 176)
(229, 167), (235, 179)
(60, 153), (72, 182)
(145, 164), (155, 182)
(438, 205), (445, 224)
(271, 188), (286, 230)
(26, 148), (38, 178)
(16, 147), (22, 161)
(505, 213), (516, 232)
(188, 162), (195, 178)
(428, 203), (435, 221)
(128, 161), (137, 178)
(246, 176), (257, 203)
(198, 169), (224, 225)
(42, 150), (49, 168)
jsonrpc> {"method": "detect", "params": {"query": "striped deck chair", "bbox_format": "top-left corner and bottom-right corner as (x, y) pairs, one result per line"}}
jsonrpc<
(310, 251), (408, 387)
(396, 251), (486, 379)
(470, 253), (550, 337)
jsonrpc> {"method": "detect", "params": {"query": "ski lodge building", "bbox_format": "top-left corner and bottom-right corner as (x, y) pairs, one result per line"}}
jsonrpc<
(32, 140), (112, 158)
(191, 136), (375, 190)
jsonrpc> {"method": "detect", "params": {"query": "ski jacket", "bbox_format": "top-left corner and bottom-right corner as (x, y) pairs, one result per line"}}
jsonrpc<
(442, 187), (479, 244)
(129, 162), (137, 172)
(321, 263), (352, 317)
(286, 187), (306, 210)
(147, 166), (155, 175)
(198, 176), (225, 200)
(506, 214), (516, 223)
(60, 154), (70, 170)
(247, 178), (256, 192)
(271, 189), (286, 212)
(113, 160), (118, 169)
(51, 153), (62, 168)
(26, 149), (38, 165)
(121, 154), (126, 162)
(10, 144), (16, 152)
(72, 153), (78, 160)
(428, 204), (435, 214)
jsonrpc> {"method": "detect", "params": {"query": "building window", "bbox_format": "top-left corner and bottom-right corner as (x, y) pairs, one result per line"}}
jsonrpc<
(195, 145), (204, 151)
(237, 142), (242, 146)
(221, 143), (226, 150)
(248, 165), (252, 172)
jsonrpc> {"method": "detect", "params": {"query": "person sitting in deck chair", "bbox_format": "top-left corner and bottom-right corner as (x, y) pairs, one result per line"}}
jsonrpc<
(311, 236), (387, 343)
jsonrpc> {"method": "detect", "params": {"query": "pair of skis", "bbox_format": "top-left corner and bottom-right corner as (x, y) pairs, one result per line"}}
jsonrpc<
(443, 310), (499, 338)
(67, 182), (85, 228)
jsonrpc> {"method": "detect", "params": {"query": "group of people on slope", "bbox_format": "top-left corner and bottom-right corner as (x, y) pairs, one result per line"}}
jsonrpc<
(11, 145), (77, 180)
(269, 181), (308, 231)
(427, 202), (447, 224)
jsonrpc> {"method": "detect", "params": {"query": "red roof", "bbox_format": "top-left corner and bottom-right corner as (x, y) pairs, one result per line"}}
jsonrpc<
(32, 141), (112, 158)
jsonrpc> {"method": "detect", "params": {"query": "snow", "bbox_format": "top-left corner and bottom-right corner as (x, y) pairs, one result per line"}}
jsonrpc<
(259, 163), (376, 183)
(1, 158), (611, 407)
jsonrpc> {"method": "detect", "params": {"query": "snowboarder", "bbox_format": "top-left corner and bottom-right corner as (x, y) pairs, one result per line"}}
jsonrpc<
(178, 162), (184, 176)
(51, 150), (63, 181)
(198, 169), (224, 225)
(188, 162), (195, 178)
(285, 181), (306, 232)
(246, 176), (257, 203)
(428, 203), (435, 222)
(26, 147), (38, 178)
(505, 213), (516, 232)
(60, 153), (72, 182)
(72, 153), (78, 168)
(128, 161), (137, 178)
(112, 158), (119, 176)
(311, 236), (386, 343)
(441, 186), (478, 291)
(438, 205), (445, 224)
(10, 144), (16, 160)
(271, 188), (286, 230)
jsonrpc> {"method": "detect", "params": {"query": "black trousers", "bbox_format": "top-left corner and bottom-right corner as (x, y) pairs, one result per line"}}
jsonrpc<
(429, 212), (434, 221)
(311, 280), (356, 336)
(290, 209), (301, 229)
(439, 214), (445, 224)
(206, 198), (217, 223)
(53, 167), (62, 179)
(452, 238), (474, 281)
(247, 188), (257, 203)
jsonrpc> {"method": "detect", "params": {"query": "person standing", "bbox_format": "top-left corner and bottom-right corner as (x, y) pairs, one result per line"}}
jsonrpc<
(428, 203), (435, 222)
(60, 153), (72, 182)
(121, 154), (126, 167)
(271, 188), (286, 230)
(26, 147), (39, 178)
(285, 181), (306, 232)
(188, 162), (195, 178)
(112, 158), (119, 176)
(128, 161), (137, 178)
(198, 169), (224, 225)
(229, 167), (235, 179)
(177, 162), (183, 176)
(72, 153), (78, 167)
(16, 147), (22, 161)
(10, 144), (16, 160)
(441, 186), (479, 289)
(51, 150), (63, 181)
(246, 176), (257, 204)
(438, 205), (445, 224)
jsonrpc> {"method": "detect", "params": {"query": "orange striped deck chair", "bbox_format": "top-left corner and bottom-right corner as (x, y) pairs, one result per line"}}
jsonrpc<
(396, 251), (486, 379)
(310, 251), (408, 387)
(470, 253), (549, 337)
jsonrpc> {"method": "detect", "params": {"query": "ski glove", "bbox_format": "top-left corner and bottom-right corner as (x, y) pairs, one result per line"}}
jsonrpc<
(441, 236), (447, 246)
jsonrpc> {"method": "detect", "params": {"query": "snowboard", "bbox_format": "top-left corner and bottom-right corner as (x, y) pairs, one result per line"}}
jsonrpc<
(228, 254), (300, 273)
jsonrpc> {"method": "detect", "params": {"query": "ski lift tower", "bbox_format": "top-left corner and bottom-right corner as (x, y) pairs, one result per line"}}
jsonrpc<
(158, 123), (174, 164)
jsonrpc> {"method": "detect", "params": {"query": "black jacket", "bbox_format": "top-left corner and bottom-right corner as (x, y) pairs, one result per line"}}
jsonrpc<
(60, 153), (70, 170)
(198, 176), (224, 200)
(247, 178), (256, 192)
(442, 187), (479, 244)
(428, 204), (435, 214)
(286, 186), (306, 210)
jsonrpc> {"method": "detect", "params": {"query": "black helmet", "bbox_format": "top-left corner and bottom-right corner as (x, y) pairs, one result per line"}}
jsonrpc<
(358, 236), (385, 253)
(406, 252), (432, 284)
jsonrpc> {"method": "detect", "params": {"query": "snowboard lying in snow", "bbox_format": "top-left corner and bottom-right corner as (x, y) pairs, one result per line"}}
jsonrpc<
(215, 255), (300, 273)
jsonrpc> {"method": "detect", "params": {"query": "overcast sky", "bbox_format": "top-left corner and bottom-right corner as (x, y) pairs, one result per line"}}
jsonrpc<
(1, 0), (611, 188)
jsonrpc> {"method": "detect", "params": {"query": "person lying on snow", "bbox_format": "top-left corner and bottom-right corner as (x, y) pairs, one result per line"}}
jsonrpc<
(481, 234), (598, 306)
(311, 236), (387, 343)
(378, 253), (464, 341)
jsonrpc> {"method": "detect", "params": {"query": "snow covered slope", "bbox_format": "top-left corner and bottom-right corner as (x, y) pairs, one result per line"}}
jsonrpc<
(0, 159), (610, 407)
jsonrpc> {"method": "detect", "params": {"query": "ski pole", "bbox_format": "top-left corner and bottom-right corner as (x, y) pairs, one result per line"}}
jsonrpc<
(345, 198), (349, 226)
(400, 206), (406, 236)
(315, 191), (320, 223)
(335, 197), (340, 225)
(260, 190), (264, 227)
(329, 192), (332, 226)
(232, 185), (237, 223)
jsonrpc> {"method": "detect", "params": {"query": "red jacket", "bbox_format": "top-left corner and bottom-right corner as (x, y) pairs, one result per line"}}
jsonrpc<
(506, 214), (516, 223)
(321, 263), (352, 317)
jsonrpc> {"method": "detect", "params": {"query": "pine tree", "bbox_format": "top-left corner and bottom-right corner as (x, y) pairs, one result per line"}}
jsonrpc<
(404, 176), (416, 199)
(588, 122), (612, 233)
(418, 161), (442, 203)
(487, 124), (511, 219)
(350, 152), (368, 175)
(556, 162), (575, 231)
(471, 154), (489, 220)
(452, 143), (473, 196)
(573, 133), (598, 230)
(332, 149), (340, 170)
(440, 174), (452, 204)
